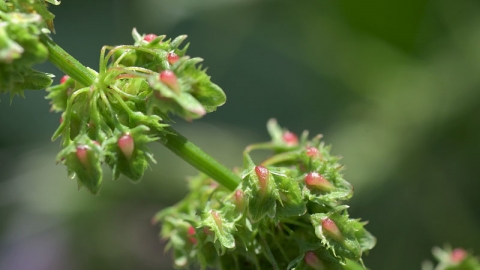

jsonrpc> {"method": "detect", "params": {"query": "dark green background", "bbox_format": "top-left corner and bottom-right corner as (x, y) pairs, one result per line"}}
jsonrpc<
(1, 0), (480, 269)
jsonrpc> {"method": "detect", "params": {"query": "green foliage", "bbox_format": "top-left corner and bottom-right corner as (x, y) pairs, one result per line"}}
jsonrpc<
(0, 0), (58, 100)
(47, 29), (227, 194)
(154, 120), (376, 269)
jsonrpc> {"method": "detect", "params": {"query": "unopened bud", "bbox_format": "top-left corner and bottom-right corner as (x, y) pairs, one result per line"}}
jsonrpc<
(187, 226), (197, 245)
(118, 134), (134, 159)
(211, 210), (222, 231)
(322, 218), (343, 241)
(167, 52), (179, 64)
(306, 147), (319, 158)
(76, 145), (89, 167)
(254, 165), (269, 193)
(282, 131), (298, 146)
(60, 75), (69, 84)
(305, 172), (333, 191)
(234, 189), (246, 212)
(159, 70), (180, 92)
(143, 34), (157, 42)
(304, 251), (324, 270)
(451, 248), (467, 263)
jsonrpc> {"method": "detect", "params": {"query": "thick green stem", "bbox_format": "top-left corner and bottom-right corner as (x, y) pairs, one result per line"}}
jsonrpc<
(41, 33), (240, 191)
(40, 34), (96, 86)
(159, 127), (240, 191)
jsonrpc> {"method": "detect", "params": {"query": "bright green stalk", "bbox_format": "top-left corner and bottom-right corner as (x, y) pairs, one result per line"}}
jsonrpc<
(39, 34), (96, 87)
(159, 127), (240, 191)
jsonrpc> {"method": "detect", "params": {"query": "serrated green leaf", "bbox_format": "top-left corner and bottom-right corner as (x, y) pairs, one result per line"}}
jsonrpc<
(271, 169), (306, 218)
(201, 207), (236, 250)
(58, 134), (103, 194)
(310, 206), (363, 262)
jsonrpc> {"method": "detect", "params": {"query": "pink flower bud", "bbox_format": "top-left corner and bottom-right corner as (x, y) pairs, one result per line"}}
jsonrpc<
(159, 70), (180, 92)
(76, 145), (89, 167)
(451, 248), (467, 263)
(187, 226), (197, 245)
(304, 251), (325, 270)
(234, 190), (246, 212)
(306, 147), (319, 158)
(211, 210), (222, 231)
(305, 172), (333, 191)
(322, 218), (343, 241)
(143, 34), (157, 42)
(282, 131), (298, 146)
(118, 134), (134, 159)
(60, 75), (69, 84)
(93, 140), (101, 147)
(167, 52), (179, 64)
(254, 165), (269, 193)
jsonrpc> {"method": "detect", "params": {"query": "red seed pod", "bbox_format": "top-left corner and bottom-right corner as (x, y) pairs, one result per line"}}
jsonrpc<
(167, 52), (179, 64)
(159, 70), (180, 92)
(304, 251), (324, 270)
(118, 134), (134, 159)
(143, 34), (157, 42)
(254, 165), (269, 192)
(211, 210), (223, 231)
(187, 226), (197, 245)
(60, 75), (69, 84)
(306, 146), (319, 158)
(76, 145), (89, 167)
(305, 172), (333, 191)
(282, 131), (298, 146)
(322, 218), (343, 240)
(234, 189), (246, 212)
(451, 248), (467, 263)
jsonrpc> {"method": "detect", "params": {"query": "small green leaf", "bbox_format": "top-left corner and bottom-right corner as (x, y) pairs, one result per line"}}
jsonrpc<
(20, 68), (53, 90)
(201, 206), (236, 250)
(271, 168), (306, 218)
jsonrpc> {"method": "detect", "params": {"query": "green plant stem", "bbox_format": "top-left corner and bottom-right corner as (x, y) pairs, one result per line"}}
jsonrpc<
(159, 127), (240, 191)
(40, 33), (241, 191)
(40, 34), (96, 87)
(344, 259), (367, 270)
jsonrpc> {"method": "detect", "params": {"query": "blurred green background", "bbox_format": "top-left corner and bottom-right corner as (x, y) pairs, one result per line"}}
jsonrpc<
(1, 0), (480, 269)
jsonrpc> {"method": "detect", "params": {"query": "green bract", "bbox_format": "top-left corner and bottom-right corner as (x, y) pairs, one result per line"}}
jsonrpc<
(47, 29), (227, 194)
(154, 120), (376, 269)
(0, 0), (58, 100)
